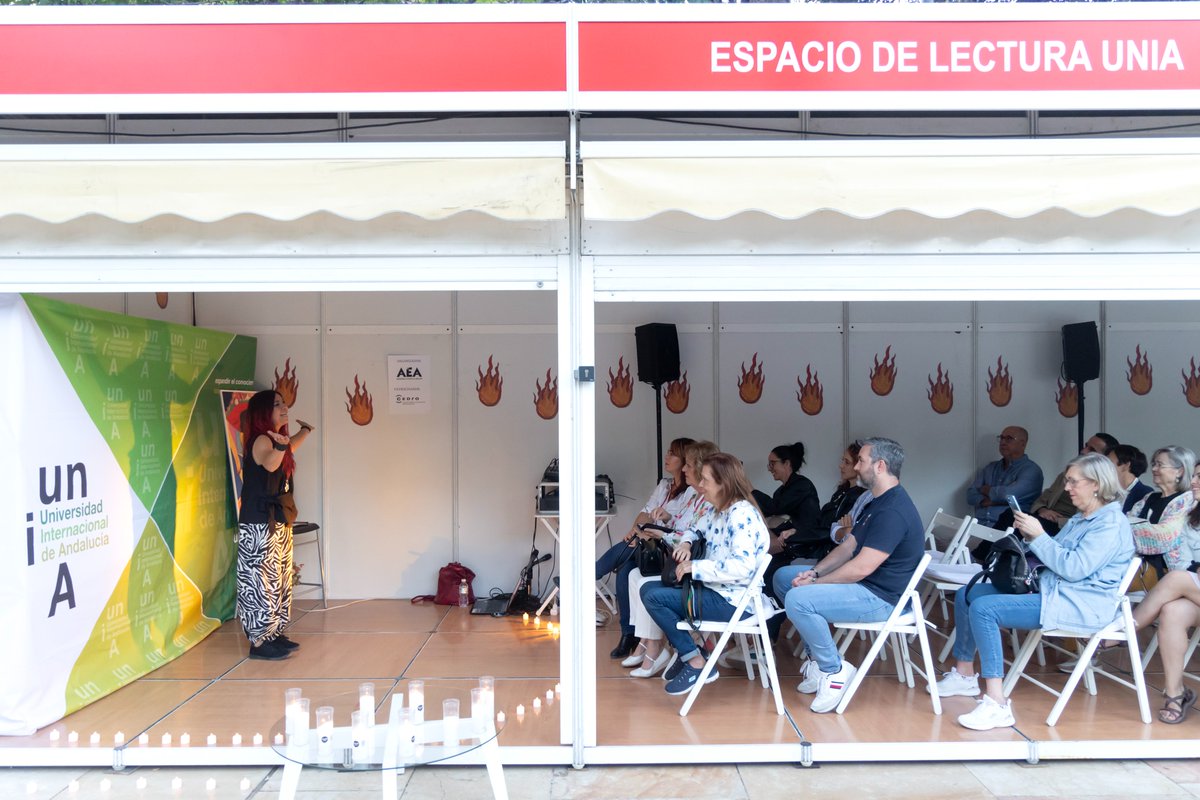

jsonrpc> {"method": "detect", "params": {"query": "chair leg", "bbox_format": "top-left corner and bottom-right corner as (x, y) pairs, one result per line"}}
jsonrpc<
(889, 633), (909, 684)
(679, 626), (736, 717)
(1122, 605), (1152, 724)
(835, 623), (892, 715)
(1047, 635), (1103, 726)
(914, 608), (942, 715)
(1141, 630), (1159, 671)
(314, 528), (328, 609)
(1002, 631), (1043, 698)
(938, 627), (957, 663)
(756, 623), (785, 715)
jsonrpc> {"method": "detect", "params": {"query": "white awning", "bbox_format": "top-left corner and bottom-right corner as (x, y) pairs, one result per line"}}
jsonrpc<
(581, 139), (1200, 222)
(0, 141), (566, 223)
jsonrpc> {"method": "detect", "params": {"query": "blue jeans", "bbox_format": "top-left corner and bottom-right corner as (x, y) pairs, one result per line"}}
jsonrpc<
(596, 540), (639, 635)
(952, 583), (1043, 679)
(640, 582), (738, 662)
(773, 565), (893, 673)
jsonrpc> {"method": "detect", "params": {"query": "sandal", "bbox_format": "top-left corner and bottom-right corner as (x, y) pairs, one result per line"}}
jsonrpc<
(1158, 687), (1196, 725)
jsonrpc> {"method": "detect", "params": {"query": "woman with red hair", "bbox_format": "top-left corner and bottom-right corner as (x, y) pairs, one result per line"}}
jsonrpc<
(237, 389), (314, 660)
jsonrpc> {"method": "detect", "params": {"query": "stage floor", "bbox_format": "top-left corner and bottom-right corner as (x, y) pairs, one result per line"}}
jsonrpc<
(4, 599), (1197, 767)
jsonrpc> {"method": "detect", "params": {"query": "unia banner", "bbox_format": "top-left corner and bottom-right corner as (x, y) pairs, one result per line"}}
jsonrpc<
(0, 294), (256, 735)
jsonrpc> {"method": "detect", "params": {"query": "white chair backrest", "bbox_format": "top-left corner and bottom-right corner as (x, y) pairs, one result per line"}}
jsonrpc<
(966, 520), (1013, 546)
(1115, 556), (1144, 597)
(878, 552), (933, 627)
(940, 516), (980, 564)
(724, 554), (775, 621)
(924, 509), (969, 552)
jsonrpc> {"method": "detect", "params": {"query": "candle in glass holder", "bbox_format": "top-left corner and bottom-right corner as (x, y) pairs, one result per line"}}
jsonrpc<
(478, 676), (496, 720)
(397, 708), (415, 761)
(293, 699), (310, 747)
(442, 699), (460, 748)
(470, 687), (485, 726)
(315, 706), (335, 759)
(351, 710), (369, 764)
(359, 683), (376, 726)
(284, 688), (303, 736)
(408, 681), (425, 726)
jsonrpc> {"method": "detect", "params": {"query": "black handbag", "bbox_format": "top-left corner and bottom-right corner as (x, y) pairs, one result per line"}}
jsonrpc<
(662, 534), (706, 589)
(634, 539), (665, 576)
(964, 533), (1041, 602)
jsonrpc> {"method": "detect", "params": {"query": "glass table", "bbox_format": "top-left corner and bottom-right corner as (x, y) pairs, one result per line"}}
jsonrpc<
(271, 682), (506, 800)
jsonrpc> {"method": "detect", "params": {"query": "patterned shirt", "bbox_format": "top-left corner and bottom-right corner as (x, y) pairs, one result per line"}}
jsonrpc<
(689, 499), (771, 606)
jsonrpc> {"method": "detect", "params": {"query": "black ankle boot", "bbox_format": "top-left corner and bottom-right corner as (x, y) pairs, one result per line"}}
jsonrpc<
(609, 633), (638, 659)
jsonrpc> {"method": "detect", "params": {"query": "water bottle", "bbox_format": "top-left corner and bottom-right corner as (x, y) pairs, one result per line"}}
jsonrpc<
(458, 578), (470, 608)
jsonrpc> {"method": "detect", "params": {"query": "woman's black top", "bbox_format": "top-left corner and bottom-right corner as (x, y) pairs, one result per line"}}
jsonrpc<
(1140, 490), (1185, 524)
(752, 472), (820, 531)
(239, 447), (296, 526)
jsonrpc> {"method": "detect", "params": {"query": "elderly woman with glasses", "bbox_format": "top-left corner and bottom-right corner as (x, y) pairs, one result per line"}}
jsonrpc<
(932, 453), (1134, 732)
(1128, 445), (1197, 576)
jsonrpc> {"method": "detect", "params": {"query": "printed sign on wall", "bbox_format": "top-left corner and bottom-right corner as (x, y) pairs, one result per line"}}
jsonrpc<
(387, 355), (430, 415)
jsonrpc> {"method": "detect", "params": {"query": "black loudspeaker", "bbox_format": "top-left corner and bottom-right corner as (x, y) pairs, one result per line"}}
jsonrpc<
(1061, 322), (1101, 383)
(634, 323), (680, 386)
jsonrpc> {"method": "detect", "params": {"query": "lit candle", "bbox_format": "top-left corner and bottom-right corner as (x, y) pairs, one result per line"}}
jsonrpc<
(522, 612), (530, 625)
(138, 733), (149, 746)
(471, 687), (485, 725)
(171, 776), (182, 791)
(351, 710), (369, 765)
(48, 730), (60, 743)
(67, 731), (79, 745)
(206, 733), (216, 747)
(293, 699), (310, 747)
(274, 733), (284, 745)
(68, 780), (79, 793)
(161, 733), (172, 747)
(546, 689), (554, 703)
(136, 777), (147, 790)
(479, 676), (496, 720)
(240, 778), (250, 792)
(533, 697), (542, 713)
(25, 780), (36, 795)
(534, 616), (541, 629)
(114, 732), (125, 747)
(253, 733), (263, 747)
(231, 733), (242, 747)
(554, 683), (561, 696)
(496, 711), (506, 725)
(284, 688), (302, 736)
(408, 680), (425, 726)
(316, 706), (334, 760)
(516, 704), (525, 719)
(442, 699), (460, 748)
(205, 779), (216, 792)
(179, 732), (190, 747)
(397, 708), (415, 760)
(100, 778), (111, 792)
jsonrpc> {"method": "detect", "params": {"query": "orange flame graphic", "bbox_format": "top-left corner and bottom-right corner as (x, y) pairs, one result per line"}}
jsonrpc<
(664, 372), (691, 415)
(796, 365), (824, 416)
(1181, 358), (1200, 408)
(274, 358), (299, 408)
(927, 363), (954, 414)
(1055, 379), (1078, 418)
(345, 375), (373, 426)
(475, 356), (503, 407)
(869, 346), (898, 396)
(1126, 345), (1153, 396)
(737, 353), (766, 404)
(155, 292), (168, 309)
(534, 368), (558, 420)
(607, 356), (633, 408)
(986, 356), (1012, 407)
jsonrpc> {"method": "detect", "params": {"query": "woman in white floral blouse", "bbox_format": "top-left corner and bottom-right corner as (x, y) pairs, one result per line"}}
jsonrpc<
(640, 452), (771, 696)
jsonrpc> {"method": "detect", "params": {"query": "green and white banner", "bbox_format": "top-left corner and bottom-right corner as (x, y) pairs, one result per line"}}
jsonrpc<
(0, 294), (255, 735)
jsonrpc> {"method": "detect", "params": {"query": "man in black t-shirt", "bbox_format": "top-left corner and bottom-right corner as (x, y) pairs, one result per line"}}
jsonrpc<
(771, 437), (925, 713)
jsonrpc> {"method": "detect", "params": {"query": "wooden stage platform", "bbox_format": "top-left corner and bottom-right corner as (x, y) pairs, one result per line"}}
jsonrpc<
(3, 599), (1196, 768)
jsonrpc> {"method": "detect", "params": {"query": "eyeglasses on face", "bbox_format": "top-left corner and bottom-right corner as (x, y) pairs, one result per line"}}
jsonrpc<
(1151, 461), (1179, 471)
(1063, 477), (1095, 487)
(767, 459), (782, 466)
(995, 435), (1018, 442)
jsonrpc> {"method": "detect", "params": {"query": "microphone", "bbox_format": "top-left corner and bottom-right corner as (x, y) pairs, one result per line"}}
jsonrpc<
(534, 552), (553, 565)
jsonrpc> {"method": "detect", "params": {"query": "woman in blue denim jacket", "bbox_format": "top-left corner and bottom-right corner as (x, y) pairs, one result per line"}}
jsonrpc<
(933, 453), (1134, 732)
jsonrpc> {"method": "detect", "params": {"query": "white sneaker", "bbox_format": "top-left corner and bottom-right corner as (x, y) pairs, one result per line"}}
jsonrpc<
(957, 694), (1016, 731)
(810, 662), (857, 714)
(929, 667), (980, 698)
(796, 659), (821, 694)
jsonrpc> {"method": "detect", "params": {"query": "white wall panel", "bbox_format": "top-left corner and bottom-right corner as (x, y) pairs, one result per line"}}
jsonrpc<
(1105, 324), (1200, 461)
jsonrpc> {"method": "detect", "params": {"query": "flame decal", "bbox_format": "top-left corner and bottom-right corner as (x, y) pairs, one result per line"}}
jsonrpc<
(534, 368), (558, 420)
(345, 375), (374, 426)
(1126, 345), (1153, 396)
(274, 357), (299, 408)
(607, 356), (633, 408)
(1055, 379), (1079, 418)
(986, 356), (1012, 407)
(737, 353), (766, 404)
(796, 366), (824, 416)
(869, 346), (898, 396)
(1182, 358), (1200, 408)
(664, 372), (691, 415)
(155, 292), (169, 309)
(927, 363), (954, 415)
(475, 356), (503, 407)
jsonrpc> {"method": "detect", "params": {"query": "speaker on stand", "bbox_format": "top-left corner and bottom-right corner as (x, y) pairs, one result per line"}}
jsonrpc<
(1061, 321), (1101, 453)
(635, 323), (681, 481)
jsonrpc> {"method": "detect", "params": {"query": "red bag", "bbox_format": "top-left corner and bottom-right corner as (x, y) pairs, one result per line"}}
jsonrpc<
(412, 562), (476, 605)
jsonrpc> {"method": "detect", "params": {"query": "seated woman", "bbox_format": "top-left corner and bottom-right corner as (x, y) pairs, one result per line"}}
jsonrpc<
(1129, 445), (1196, 576)
(596, 436), (695, 659)
(933, 453), (1133, 731)
(639, 452), (771, 695)
(623, 440), (718, 676)
(1131, 463), (1200, 724)
(752, 442), (820, 546)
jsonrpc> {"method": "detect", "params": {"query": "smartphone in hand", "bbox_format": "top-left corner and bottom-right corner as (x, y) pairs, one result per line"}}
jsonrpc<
(1006, 494), (1022, 514)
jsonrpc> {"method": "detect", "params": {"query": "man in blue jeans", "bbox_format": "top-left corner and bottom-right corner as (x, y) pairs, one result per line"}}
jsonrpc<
(772, 437), (925, 713)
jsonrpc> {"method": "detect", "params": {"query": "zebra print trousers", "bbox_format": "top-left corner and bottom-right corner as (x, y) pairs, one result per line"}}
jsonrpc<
(236, 520), (293, 647)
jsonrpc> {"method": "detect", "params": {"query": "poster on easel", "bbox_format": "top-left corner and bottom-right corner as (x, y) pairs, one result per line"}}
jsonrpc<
(0, 293), (255, 735)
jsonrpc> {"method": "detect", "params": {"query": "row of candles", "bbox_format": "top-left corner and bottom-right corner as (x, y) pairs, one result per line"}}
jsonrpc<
(34, 776), (255, 794)
(521, 612), (560, 638)
(46, 679), (564, 751)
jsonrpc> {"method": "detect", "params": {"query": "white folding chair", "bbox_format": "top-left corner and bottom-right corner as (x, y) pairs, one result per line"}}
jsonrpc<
(1002, 558), (1151, 726)
(829, 553), (942, 715)
(922, 521), (1015, 661)
(674, 556), (785, 717)
(923, 509), (972, 565)
(1141, 625), (1200, 682)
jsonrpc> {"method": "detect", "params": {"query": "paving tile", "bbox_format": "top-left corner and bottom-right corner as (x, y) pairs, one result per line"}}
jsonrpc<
(550, 765), (746, 800)
(740, 762), (992, 800)
(0, 767), (89, 800)
(966, 759), (1191, 797)
(404, 765), (554, 800)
